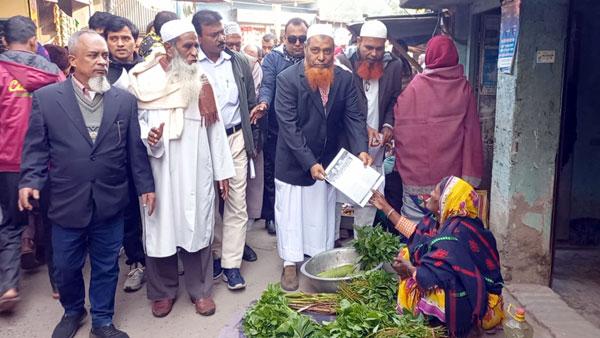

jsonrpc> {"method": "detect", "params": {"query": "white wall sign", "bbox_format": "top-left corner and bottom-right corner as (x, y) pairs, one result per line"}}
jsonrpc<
(536, 50), (556, 64)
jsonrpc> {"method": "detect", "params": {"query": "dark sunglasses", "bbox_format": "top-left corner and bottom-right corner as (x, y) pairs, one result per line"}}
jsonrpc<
(287, 35), (307, 44)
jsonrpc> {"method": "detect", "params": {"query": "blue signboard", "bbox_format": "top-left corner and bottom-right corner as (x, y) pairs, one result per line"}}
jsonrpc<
(498, 0), (521, 74)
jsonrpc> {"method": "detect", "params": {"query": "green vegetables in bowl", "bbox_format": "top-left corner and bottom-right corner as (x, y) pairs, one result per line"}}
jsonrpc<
(316, 264), (357, 278)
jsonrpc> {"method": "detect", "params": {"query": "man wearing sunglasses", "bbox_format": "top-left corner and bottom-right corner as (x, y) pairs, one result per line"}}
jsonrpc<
(251, 17), (308, 236)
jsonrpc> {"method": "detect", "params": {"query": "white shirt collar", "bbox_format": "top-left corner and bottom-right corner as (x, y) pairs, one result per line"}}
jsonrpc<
(198, 48), (231, 65)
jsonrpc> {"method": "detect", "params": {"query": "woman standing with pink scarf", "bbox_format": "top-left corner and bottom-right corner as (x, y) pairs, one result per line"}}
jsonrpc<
(393, 35), (483, 223)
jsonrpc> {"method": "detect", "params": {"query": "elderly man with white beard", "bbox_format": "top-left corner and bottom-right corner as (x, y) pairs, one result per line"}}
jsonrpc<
(128, 20), (235, 318)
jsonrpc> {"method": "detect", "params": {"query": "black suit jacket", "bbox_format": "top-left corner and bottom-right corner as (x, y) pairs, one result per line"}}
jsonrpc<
(274, 62), (368, 186)
(19, 79), (154, 228)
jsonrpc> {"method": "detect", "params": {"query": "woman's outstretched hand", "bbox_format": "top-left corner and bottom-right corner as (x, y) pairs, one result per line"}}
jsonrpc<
(369, 189), (389, 211)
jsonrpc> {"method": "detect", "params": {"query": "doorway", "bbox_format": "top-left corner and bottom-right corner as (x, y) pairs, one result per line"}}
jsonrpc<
(551, 0), (600, 328)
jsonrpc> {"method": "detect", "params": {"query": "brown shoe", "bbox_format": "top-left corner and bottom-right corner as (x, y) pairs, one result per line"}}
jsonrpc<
(21, 238), (40, 270)
(152, 299), (174, 318)
(281, 265), (299, 291)
(194, 297), (216, 316)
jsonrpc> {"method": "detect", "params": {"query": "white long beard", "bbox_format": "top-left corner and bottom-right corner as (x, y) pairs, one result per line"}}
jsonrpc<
(166, 51), (203, 106)
(88, 76), (111, 93)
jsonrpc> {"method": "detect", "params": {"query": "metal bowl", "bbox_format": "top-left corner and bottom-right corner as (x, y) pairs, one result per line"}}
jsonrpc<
(300, 247), (383, 293)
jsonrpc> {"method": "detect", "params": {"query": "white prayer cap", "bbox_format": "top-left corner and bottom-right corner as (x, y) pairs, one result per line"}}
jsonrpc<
(360, 20), (387, 39)
(306, 24), (335, 40)
(160, 19), (196, 43)
(224, 22), (242, 36)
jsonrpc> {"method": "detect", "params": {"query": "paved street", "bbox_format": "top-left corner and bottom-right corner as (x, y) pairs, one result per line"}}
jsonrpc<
(0, 221), (522, 338)
(1, 223), (286, 338)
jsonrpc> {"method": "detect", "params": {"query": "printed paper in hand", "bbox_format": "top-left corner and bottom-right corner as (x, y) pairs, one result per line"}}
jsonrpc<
(325, 148), (384, 207)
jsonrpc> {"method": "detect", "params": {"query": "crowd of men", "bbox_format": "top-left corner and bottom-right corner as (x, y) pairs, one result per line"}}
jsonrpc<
(0, 6), (484, 338)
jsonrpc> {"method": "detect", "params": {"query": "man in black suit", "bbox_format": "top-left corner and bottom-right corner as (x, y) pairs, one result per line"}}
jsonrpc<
(18, 30), (155, 338)
(274, 24), (372, 291)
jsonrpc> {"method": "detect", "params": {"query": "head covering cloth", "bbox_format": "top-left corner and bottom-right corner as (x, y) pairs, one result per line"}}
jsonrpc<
(306, 24), (334, 40)
(160, 19), (196, 43)
(360, 20), (387, 39)
(425, 35), (459, 69)
(223, 22), (242, 36)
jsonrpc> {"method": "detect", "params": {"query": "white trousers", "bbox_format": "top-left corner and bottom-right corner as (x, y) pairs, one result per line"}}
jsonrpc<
(274, 179), (336, 263)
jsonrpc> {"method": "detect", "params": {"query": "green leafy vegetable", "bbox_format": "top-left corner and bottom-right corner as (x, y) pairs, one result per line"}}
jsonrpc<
(352, 224), (405, 270)
(242, 283), (323, 338)
(338, 270), (398, 311)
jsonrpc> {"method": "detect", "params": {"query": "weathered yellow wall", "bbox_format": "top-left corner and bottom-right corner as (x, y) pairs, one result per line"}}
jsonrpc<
(1, 0), (30, 18)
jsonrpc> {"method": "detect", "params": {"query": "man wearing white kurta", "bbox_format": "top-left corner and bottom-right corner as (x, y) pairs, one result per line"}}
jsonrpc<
(128, 20), (235, 318)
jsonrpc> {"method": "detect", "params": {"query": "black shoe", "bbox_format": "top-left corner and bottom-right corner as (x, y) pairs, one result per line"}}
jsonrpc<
(242, 243), (257, 262)
(90, 324), (129, 338)
(265, 220), (276, 235)
(213, 258), (223, 280)
(52, 309), (87, 338)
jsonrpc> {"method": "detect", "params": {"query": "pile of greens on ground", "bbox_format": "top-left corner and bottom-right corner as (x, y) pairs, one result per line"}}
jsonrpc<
(328, 270), (446, 338)
(243, 226), (444, 338)
(242, 283), (324, 338)
(243, 271), (447, 338)
(352, 224), (405, 270)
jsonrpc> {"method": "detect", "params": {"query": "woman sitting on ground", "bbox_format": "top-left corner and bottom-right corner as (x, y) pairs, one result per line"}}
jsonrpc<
(369, 176), (505, 338)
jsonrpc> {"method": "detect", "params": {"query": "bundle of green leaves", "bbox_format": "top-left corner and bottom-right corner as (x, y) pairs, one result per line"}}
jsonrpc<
(338, 270), (398, 311)
(352, 224), (405, 270)
(331, 270), (447, 338)
(242, 283), (323, 338)
(321, 299), (388, 338)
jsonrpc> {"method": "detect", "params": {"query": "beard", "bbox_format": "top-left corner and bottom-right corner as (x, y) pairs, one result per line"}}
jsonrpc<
(88, 76), (111, 93)
(166, 50), (203, 106)
(356, 60), (384, 81)
(305, 60), (335, 92)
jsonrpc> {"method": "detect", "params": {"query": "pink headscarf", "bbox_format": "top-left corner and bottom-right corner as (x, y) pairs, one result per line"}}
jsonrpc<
(425, 35), (459, 69)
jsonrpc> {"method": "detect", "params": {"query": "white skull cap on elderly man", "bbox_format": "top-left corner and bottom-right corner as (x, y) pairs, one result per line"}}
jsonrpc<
(160, 19), (196, 43)
(224, 22), (242, 36)
(306, 24), (335, 40)
(360, 20), (387, 39)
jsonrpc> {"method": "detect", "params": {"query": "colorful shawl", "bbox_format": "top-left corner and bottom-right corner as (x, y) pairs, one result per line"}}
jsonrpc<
(408, 177), (503, 337)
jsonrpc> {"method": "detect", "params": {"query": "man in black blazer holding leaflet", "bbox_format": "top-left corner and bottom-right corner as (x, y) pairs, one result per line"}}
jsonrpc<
(18, 30), (155, 338)
(273, 24), (371, 291)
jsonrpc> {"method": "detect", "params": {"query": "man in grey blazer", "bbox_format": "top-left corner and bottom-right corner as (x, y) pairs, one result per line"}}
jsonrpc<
(18, 30), (155, 338)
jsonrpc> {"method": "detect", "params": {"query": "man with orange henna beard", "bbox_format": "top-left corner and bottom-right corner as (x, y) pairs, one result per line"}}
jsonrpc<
(336, 20), (405, 233)
(273, 24), (372, 291)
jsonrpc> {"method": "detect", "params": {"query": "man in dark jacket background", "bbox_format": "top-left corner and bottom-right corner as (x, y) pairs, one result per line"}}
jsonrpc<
(252, 17), (308, 235)
(103, 15), (148, 293)
(336, 20), (405, 230)
(104, 16), (144, 90)
(193, 10), (258, 291)
(0, 15), (64, 313)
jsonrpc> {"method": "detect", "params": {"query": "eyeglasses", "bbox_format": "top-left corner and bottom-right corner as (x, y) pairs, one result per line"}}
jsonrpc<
(287, 35), (307, 44)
